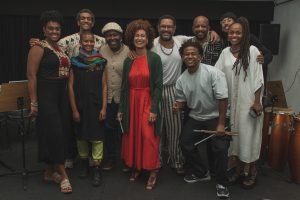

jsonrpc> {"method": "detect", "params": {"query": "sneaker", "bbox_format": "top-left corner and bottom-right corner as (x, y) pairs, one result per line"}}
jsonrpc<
(184, 172), (211, 183)
(216, 184), (230, 199)
(64, 159), (73, 169)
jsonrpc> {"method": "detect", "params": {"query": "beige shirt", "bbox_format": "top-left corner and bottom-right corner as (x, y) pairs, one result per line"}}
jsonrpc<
(100, 44), (130, 104)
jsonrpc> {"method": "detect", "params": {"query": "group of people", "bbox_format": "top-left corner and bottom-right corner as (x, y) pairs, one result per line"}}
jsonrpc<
(26, 8), (272, 199)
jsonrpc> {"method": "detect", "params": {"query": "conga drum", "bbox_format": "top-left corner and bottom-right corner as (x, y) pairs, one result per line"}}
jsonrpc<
(289, 115), (300, 184)
(268, 108), (293, 171)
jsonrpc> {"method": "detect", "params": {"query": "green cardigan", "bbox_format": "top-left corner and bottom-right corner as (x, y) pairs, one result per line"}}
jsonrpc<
(119, 51), (163, 136)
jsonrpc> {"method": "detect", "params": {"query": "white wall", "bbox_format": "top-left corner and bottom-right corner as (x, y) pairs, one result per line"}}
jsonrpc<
(268, 0), (300, 113)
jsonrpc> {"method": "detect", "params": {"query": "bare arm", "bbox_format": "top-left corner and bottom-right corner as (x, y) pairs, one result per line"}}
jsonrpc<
(216, 98), (228, 135)
(68, 69), (80, 122)
(251, 87), (263, 115)
(209, 30), (220, 43)
(26, 45), (43, 117)
(99, 69), (108, 121)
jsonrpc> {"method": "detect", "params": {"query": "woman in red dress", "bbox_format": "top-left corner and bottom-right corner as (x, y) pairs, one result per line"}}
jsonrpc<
(117, 19), (163, 190)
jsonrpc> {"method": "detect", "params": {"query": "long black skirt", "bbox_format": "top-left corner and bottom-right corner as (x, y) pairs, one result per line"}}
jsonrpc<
(36, 79), (70, 165)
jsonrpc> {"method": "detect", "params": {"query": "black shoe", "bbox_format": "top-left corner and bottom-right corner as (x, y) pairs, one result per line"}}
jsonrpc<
(102, 160), (114, 171)
(216, 184), (230, 199)
(78, 159), (89, 179)
(184, 172), (211, 183)
(92, 166), (101, 187)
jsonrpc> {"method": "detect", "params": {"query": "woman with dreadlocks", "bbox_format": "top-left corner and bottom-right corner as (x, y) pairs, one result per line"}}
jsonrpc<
(215, 17), (264, 189)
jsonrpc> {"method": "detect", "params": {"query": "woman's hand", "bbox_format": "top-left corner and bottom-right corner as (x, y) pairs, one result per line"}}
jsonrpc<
(117, 112), (123, 121)
(148, 112), (157, 123)
(72, 111), (80, 122)
(99, 109), (106, 121)
(29, 105), (38, 118)
(251, 102), (263, 116)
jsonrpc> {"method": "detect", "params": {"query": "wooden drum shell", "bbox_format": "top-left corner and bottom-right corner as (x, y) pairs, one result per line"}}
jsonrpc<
(289, 116), (300, 184)
(267, 111), (293, 171)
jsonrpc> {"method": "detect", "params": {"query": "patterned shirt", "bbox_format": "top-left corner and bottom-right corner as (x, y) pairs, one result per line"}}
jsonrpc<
(190, 35), (223, 66)
(58, 33), (105, 57)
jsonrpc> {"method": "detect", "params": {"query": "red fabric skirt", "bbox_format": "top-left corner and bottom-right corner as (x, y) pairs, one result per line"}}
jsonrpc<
(121, 56), (160, 170)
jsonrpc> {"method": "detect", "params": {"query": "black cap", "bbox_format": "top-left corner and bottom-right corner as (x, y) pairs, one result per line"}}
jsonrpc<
(220, 12), (237, 21)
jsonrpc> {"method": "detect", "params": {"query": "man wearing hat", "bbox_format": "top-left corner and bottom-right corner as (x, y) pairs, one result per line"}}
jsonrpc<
(99, 22), (130, 171)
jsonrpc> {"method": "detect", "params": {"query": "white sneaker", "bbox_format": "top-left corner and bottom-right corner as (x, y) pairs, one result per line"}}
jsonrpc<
(64, 159), (73, 169)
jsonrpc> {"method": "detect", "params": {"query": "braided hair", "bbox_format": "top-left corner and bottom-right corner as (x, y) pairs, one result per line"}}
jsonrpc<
(231, 16), (250, 81)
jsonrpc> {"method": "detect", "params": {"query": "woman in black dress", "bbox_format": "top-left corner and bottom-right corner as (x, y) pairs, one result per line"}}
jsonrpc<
(27, 10), (72, 193)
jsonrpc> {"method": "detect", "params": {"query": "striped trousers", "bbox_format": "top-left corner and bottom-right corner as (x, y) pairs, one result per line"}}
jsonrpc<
(159, 84), (184, 168)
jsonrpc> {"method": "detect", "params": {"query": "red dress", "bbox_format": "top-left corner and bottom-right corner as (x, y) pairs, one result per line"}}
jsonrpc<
(121, 55), (160, 170)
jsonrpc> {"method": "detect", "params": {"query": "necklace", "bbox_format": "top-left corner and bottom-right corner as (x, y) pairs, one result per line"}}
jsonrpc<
(42, 40), (71, 77)
(230, 47), (240, 54)
(159, 42), (174, 56)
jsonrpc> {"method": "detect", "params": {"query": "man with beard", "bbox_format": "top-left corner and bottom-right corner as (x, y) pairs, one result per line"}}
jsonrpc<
(99, 22), (130, 171)
(152, 14), (221, 175)
(189, 16), (223, 66)
(151, 15), (189, 175)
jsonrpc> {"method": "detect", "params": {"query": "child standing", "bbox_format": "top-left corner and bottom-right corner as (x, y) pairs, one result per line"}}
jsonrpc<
(68, 32), (107, 186)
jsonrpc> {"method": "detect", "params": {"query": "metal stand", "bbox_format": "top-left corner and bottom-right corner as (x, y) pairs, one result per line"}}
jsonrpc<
(0, 97), (43, 191)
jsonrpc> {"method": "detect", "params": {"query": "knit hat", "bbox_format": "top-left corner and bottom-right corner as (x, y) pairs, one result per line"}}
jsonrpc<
(220, 12), (237, 22)
(101, 22), (123, 34)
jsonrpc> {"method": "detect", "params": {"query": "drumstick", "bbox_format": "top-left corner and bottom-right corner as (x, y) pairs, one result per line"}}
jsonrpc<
(119, 120), (124, 134)
(193, 129), (238, 136)
(194, 134), (216, 146)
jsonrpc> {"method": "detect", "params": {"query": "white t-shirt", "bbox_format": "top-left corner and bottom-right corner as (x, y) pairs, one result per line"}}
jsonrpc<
(175, 63), (228, 121)
(152, 35), (191, 85)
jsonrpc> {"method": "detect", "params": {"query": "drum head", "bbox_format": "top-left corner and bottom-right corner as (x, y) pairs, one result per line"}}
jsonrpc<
(264, 107), (293, 114)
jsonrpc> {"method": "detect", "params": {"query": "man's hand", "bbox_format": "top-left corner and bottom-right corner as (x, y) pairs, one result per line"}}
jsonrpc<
(172, 101), (185, 113)
(209, 31), (220, 43)
(128, 50), (137, 60)
(29, 38), (40, 47)
(256, 52), (264, 64)
(215, 123), (225, 135)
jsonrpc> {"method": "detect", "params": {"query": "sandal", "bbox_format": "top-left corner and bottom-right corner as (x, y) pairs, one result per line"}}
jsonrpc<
(146, 174), (157, 190)
(129, 171), (140, 182)
(44, 172), (62, 184)
(242, 173), (257, 189)
(60, 178), (72, 194)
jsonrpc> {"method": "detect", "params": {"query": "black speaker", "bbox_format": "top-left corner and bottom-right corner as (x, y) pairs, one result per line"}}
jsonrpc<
(259, 24), (280, 55)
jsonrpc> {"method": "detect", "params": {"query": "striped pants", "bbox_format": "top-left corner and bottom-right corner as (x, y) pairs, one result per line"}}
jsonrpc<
(159, 84), (184, 168)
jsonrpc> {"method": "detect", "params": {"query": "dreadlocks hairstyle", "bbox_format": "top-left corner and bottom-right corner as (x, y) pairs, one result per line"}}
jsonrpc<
(231, 16), (250, 81)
